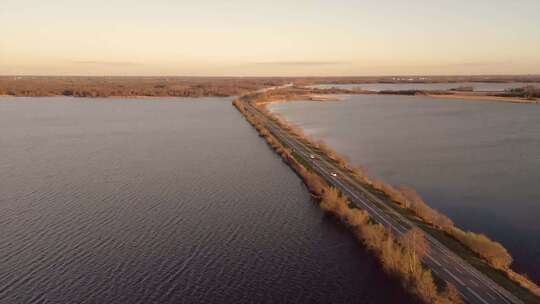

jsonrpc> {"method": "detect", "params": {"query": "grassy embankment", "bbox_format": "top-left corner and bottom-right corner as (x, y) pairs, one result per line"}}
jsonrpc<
(233, 97), (464, 304)
(247, 89), (540, 304)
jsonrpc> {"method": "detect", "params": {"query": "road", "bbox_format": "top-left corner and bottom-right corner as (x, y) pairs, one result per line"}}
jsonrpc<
(239, 98), (524, 304)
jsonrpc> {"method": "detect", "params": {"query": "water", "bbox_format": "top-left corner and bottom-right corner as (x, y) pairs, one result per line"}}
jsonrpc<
(309, 82), (540, 92)
(270, 95), (540, 283)
(0, 97), (414, 304)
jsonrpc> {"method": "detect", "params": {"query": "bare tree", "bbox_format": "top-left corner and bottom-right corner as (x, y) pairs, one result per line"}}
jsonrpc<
(400, 228), (429, 275)
(441, 282), (464, 304)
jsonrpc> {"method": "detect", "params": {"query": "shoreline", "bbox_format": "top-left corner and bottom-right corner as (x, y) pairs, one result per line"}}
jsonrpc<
(0, 94), (232, 100)
(245, 88), (540, 303)
(2, 86), (539, 105)
(258, 94), (343, 105)
(424, 93), (539, 104)
(233, 97), (461, 304)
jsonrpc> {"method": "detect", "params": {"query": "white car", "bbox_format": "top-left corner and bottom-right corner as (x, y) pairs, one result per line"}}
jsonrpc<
(330, 172), (338, 177)
(309, 154), (317, 159)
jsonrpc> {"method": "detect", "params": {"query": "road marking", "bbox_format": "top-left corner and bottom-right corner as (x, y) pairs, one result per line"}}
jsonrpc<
(470, 279), (480, 287)
(467, 287), (490, 304)
(487, 292), (496, 300)
(395, 223), (407, 231)
(444, 268), (466, 286)
(498, 293), (512, 304)
(251, 107), (524, 304)
(458, 290), (469, 301)
(426, 254), (441, 266)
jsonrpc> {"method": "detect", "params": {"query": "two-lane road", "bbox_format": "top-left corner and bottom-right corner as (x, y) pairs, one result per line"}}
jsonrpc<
(240, 100), (524, 304)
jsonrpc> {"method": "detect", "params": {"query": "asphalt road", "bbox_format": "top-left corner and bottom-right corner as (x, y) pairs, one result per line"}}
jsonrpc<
(241, 99), (524, 304)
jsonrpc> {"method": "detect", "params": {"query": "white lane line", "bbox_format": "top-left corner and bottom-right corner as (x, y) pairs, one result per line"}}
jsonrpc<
(487, 292), (496, 300)
(467, 287), (490, 304)
(444, 268), (466, 286)
(458, 290), (469, 302)
(261, 115), (522, 304)
(426, 254), (442, 266)
(326, 170), (408, 236)
(496, 292), (513, 304)
(286, 136), (519, 304)
(396, 223), (407, 231)
(289, 137), (398, 232)
(470, 280), (480, 287)
(455, 261), (516, 303)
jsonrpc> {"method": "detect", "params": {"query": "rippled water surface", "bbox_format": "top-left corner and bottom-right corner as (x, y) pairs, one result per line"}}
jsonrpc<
(0, 97), (414, 304)
(310, 82), (540, 92)
(270, 95), (540, 283)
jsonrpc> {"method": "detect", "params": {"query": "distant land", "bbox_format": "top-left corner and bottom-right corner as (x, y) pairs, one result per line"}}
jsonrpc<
(1, 75), (540, 99)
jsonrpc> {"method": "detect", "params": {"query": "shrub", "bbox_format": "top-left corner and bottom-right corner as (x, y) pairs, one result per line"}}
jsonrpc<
(448, 228), (512, 270)
(372, 180), (409, 208)
(441, 283), (464, 304)
(398, 187), (453, 230)
(499, 86), (540, 98)
(235, 96), (540, 302)
(400, 228), (430, 275)
(450, 86), (474, 92)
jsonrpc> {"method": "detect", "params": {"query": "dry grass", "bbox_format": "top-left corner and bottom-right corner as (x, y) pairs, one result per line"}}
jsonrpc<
(374, 177), (540, 297)
(0, 76), (289, 97)
(507, 270), (540, 297)
(319, 186), (461, 304)
(398, 187), (454, 230)
(448, 228), (512, 269)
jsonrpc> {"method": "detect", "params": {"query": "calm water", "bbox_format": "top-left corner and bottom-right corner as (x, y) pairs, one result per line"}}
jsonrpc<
(310, 82), (540, 92)
(270, 95), (540, 283)
(0, 97), (414, 304)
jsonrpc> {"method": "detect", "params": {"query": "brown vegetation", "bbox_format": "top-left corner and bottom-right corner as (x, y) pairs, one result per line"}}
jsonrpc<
(292, 75), (540, 86)
(507, 270), (540, 297)
(398, 187), (454, 230)
(3, 75), (539, 100)
(448, 228), (512, 269)
(400, 228), (430, 275)
(450, 86), (474, 92)
(496, 86), (540, 99)
(246, 90), (540, 299)
(319, 186), (460, 304)
(374, 178), (540, 297)
(379, 90), (423, 95)
(234, 97), (463, 303)
(0, 76), (290, 97)
(385, 184), (512, 271)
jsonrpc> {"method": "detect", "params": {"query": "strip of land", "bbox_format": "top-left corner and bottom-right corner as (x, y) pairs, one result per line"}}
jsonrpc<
(425, 93), (540, 104)
(1, 76), (539, 105)
(234, 87), (540, 304)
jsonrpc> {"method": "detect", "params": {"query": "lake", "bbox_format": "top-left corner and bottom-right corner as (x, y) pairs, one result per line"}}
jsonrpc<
(270, 95), (540, 283)
(0, 97), (413, 303)
(309, 82), (540, 92)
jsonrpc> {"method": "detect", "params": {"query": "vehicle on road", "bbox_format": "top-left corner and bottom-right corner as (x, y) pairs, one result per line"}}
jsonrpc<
(309, 154), (317, 159)
(330, 172), (337, 177)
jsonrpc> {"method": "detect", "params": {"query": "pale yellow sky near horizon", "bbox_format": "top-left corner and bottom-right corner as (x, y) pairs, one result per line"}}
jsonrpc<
(1, 0), (540, 76)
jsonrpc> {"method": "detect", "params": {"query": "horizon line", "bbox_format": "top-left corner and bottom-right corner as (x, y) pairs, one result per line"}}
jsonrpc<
(2, 73), (540, 78)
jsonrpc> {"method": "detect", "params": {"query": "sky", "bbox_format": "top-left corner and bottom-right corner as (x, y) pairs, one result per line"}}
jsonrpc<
(1, 0), (540, 76)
